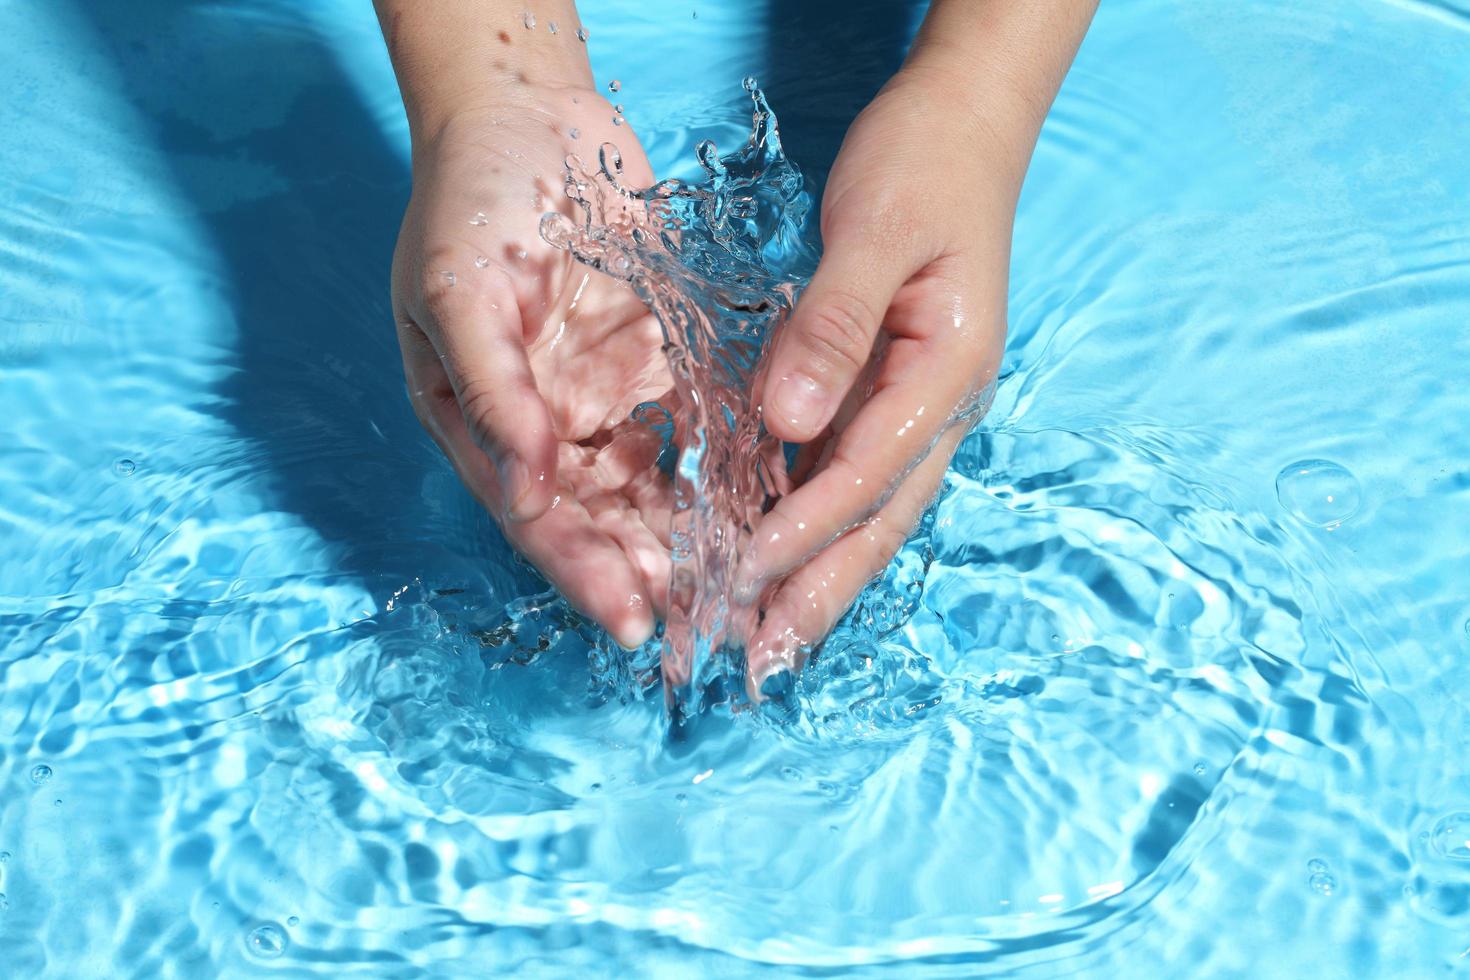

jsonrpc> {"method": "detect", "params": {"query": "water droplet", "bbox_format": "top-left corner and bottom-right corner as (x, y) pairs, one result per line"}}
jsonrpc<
(1307, 858), (1329, 874)
(608, 79), (621, 93)
(516, 249), (528, 260)
(286, 915), (300, 927)
(612, 115), (624, 127)
(1193, 763), (1207, 776)
(440, 270), (456, 286)
(474, 256), (489, 269)
(29, 765), (51, 785)
(1309, 871), (1337, 896)
(1430, 813), (1470, 861)
(576, 27), (588, 42)
(469, 211), (488, 226)
(1275, 459), (1361, 529)
(522, 11), (535, 29)
(547, 20), (558, 34)
(114, 458), (136, 477)
(569, 127), (580, 140)
(246, 924), (287, 959)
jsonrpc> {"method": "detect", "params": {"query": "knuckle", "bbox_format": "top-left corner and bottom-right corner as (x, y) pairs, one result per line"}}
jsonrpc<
(797, 292), (879, 374)
(417, 269), (464, 325)
(456, 377), (504, 447)
(870, 518), (910, 563)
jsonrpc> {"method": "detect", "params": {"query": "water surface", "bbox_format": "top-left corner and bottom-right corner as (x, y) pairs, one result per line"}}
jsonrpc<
(3, 0), (1470, 975)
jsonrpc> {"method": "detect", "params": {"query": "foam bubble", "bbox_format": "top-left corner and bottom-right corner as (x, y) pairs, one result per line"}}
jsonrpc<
(1275, 459), (1361, 529)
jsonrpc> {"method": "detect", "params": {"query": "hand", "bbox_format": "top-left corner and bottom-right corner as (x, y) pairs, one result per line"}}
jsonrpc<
(738, 71), (1020, 696)
(389, 88), (674, 648)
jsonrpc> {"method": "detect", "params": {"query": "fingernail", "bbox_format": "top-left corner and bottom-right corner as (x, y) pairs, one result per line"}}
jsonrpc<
(773, 372), (827, 435)
(613, 611), (655, 651)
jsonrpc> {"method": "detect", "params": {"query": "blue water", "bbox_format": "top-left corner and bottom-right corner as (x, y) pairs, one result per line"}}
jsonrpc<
(4, 0), (1470, 976)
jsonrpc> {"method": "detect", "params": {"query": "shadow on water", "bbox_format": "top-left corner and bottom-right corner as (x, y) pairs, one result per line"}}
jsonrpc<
(763, 0), (926, 188)
(65, 1), (534, 603)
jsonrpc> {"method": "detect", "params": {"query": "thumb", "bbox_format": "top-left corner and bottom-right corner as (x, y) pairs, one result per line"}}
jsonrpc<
(762, 209), (920, 442)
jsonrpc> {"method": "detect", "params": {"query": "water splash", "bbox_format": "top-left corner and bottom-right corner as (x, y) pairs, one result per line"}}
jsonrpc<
(542, 80), (816, 716)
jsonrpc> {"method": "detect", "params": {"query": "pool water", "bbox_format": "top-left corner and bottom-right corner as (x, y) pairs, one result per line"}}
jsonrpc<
(4, 0), (1470, 975)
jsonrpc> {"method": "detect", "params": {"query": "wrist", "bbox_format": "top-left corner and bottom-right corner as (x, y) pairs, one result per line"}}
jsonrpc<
(376, 1), (594, 147)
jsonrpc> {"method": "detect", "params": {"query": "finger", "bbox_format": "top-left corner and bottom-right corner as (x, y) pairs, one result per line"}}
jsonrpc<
(737, 333), (978, 598)
(503, 496), (660, 650)
(411, 263), (558, 522)
(761, 206), (926, 443)
(402, 325), (656, 647)
(744, 425), (962, 701)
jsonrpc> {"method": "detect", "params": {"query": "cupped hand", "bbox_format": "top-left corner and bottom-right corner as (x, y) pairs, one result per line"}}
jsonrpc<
(740, 72), (1024, 695)
(390, 87), (674, 648)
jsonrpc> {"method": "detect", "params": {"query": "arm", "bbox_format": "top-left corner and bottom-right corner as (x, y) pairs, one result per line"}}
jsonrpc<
(743, 2), (1097, 694)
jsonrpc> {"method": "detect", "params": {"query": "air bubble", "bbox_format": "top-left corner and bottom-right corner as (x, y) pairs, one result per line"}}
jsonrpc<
(114, 458), (136, 477)
(1307, 858), (1329, 874)
(522, 11), (535, 29)
(547, 20), (558, 33)
(742, 76), (758, 92)
(612, 116), (624, 127)
(469, 211), (488, 226)
(474, 256), (489, 269)
(608, 80), (621, 93)
(614, 103), (624, 114)
(0, 893), (8, 912)
(1309, 871), (1337, 896)
(440, 271), (456, 286)
(1431, 813), (1470, 861)
(287, 915), (300, 927)
(576, 27), (588, 42)
(246, 924), (287, 959)
(569, 127), (580, 140)
(1275, 459), (1361, 529)
(0, 851), (9, 862)
(1192, 763), (1207, 776)
(29, 764), (52, 785)
(516, 249), (528, 260)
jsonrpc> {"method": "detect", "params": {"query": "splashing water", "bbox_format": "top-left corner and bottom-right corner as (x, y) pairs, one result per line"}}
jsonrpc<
(542, 80), (816, 716)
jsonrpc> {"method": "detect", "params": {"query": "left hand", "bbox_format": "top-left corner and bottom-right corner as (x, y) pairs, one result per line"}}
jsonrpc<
(738, 69), (1025, 697)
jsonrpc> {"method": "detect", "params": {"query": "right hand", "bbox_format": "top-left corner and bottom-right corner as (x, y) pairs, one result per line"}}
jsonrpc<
(390, 87), (675, 649)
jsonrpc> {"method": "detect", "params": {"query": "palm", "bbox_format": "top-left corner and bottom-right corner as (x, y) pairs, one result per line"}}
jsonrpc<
(393, 90), (674, 646)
